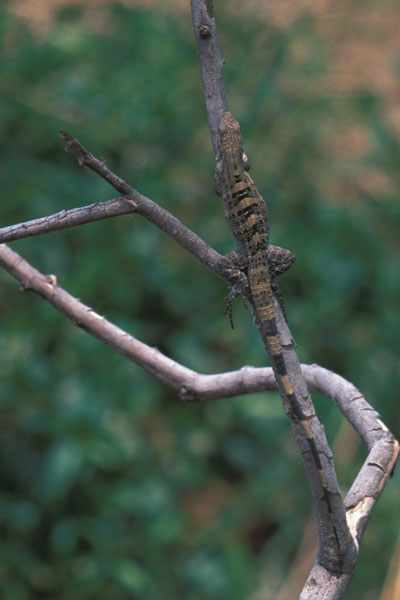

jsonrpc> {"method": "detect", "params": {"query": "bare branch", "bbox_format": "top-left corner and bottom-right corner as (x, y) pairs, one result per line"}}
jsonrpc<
(190, 0), (227, 151)
(0, 198), (136, 243)
(60, 131), (132, 195)
(0, 131), (223, 281)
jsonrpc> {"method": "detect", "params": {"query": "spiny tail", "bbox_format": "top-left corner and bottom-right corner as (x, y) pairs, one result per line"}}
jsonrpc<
(249, 261), (341, 551)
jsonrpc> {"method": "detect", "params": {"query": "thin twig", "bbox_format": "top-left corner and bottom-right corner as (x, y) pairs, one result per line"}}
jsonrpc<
(60, 132), (132, 194)
(0, 198), (137, 243)
(190, 0), (227, 151)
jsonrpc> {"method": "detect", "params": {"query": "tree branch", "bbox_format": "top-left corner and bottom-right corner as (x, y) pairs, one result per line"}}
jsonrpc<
(0, 189), (292, 286)
(190, 0), (227, 151)
(0, 198), (136, 243)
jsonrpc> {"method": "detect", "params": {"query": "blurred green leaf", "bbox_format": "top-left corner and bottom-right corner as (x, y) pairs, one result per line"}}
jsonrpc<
(38, 440), (84, 501)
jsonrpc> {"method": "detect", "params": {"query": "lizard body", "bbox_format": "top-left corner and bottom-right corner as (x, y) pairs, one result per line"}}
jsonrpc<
(215, 112), (340, 555)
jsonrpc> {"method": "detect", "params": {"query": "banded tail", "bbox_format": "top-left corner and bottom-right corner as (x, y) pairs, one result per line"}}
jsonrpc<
(249, 258), (341, 552)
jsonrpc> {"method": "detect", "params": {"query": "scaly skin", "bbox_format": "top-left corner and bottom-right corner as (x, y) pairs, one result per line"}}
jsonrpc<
(216, 112), (341, 557)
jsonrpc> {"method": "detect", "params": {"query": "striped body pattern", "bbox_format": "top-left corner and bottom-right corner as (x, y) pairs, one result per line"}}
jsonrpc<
(216, 112), (340, 551)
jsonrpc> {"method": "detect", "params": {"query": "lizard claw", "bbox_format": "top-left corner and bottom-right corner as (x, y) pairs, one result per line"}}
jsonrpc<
(224, 284), (241, 329)
(224, 279), (249, 329)
(224, 299), (235, 330)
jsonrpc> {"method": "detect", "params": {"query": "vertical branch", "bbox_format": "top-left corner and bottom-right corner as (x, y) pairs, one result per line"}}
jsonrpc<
(190, 0), (228, 150)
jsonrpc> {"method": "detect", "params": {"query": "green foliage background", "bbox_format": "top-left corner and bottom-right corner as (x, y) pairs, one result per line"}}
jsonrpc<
(0, 2), (399, 598)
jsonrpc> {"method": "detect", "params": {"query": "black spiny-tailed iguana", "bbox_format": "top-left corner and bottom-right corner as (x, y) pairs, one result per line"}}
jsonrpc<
(215, 111), (340, 554)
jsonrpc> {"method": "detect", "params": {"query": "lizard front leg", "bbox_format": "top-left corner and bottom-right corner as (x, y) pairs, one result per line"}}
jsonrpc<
(268, 245), (296, 277)
(268, 246), (296, 323)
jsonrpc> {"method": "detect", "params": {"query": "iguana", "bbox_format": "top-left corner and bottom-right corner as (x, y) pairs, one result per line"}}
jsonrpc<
(215, 111), (341, 553)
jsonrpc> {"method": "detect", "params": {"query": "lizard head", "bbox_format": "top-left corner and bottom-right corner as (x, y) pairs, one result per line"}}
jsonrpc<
(217, 112), (243, 153)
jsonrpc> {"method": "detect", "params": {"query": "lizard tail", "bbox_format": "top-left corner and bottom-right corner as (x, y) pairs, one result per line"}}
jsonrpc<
(248, 261), (342, 553)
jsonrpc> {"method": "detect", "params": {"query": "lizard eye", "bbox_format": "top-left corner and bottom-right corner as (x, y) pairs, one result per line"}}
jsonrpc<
(243, 153), (251, 171)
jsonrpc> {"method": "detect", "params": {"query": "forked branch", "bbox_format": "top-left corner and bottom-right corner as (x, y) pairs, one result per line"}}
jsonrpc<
(0, 244), (397, 594)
